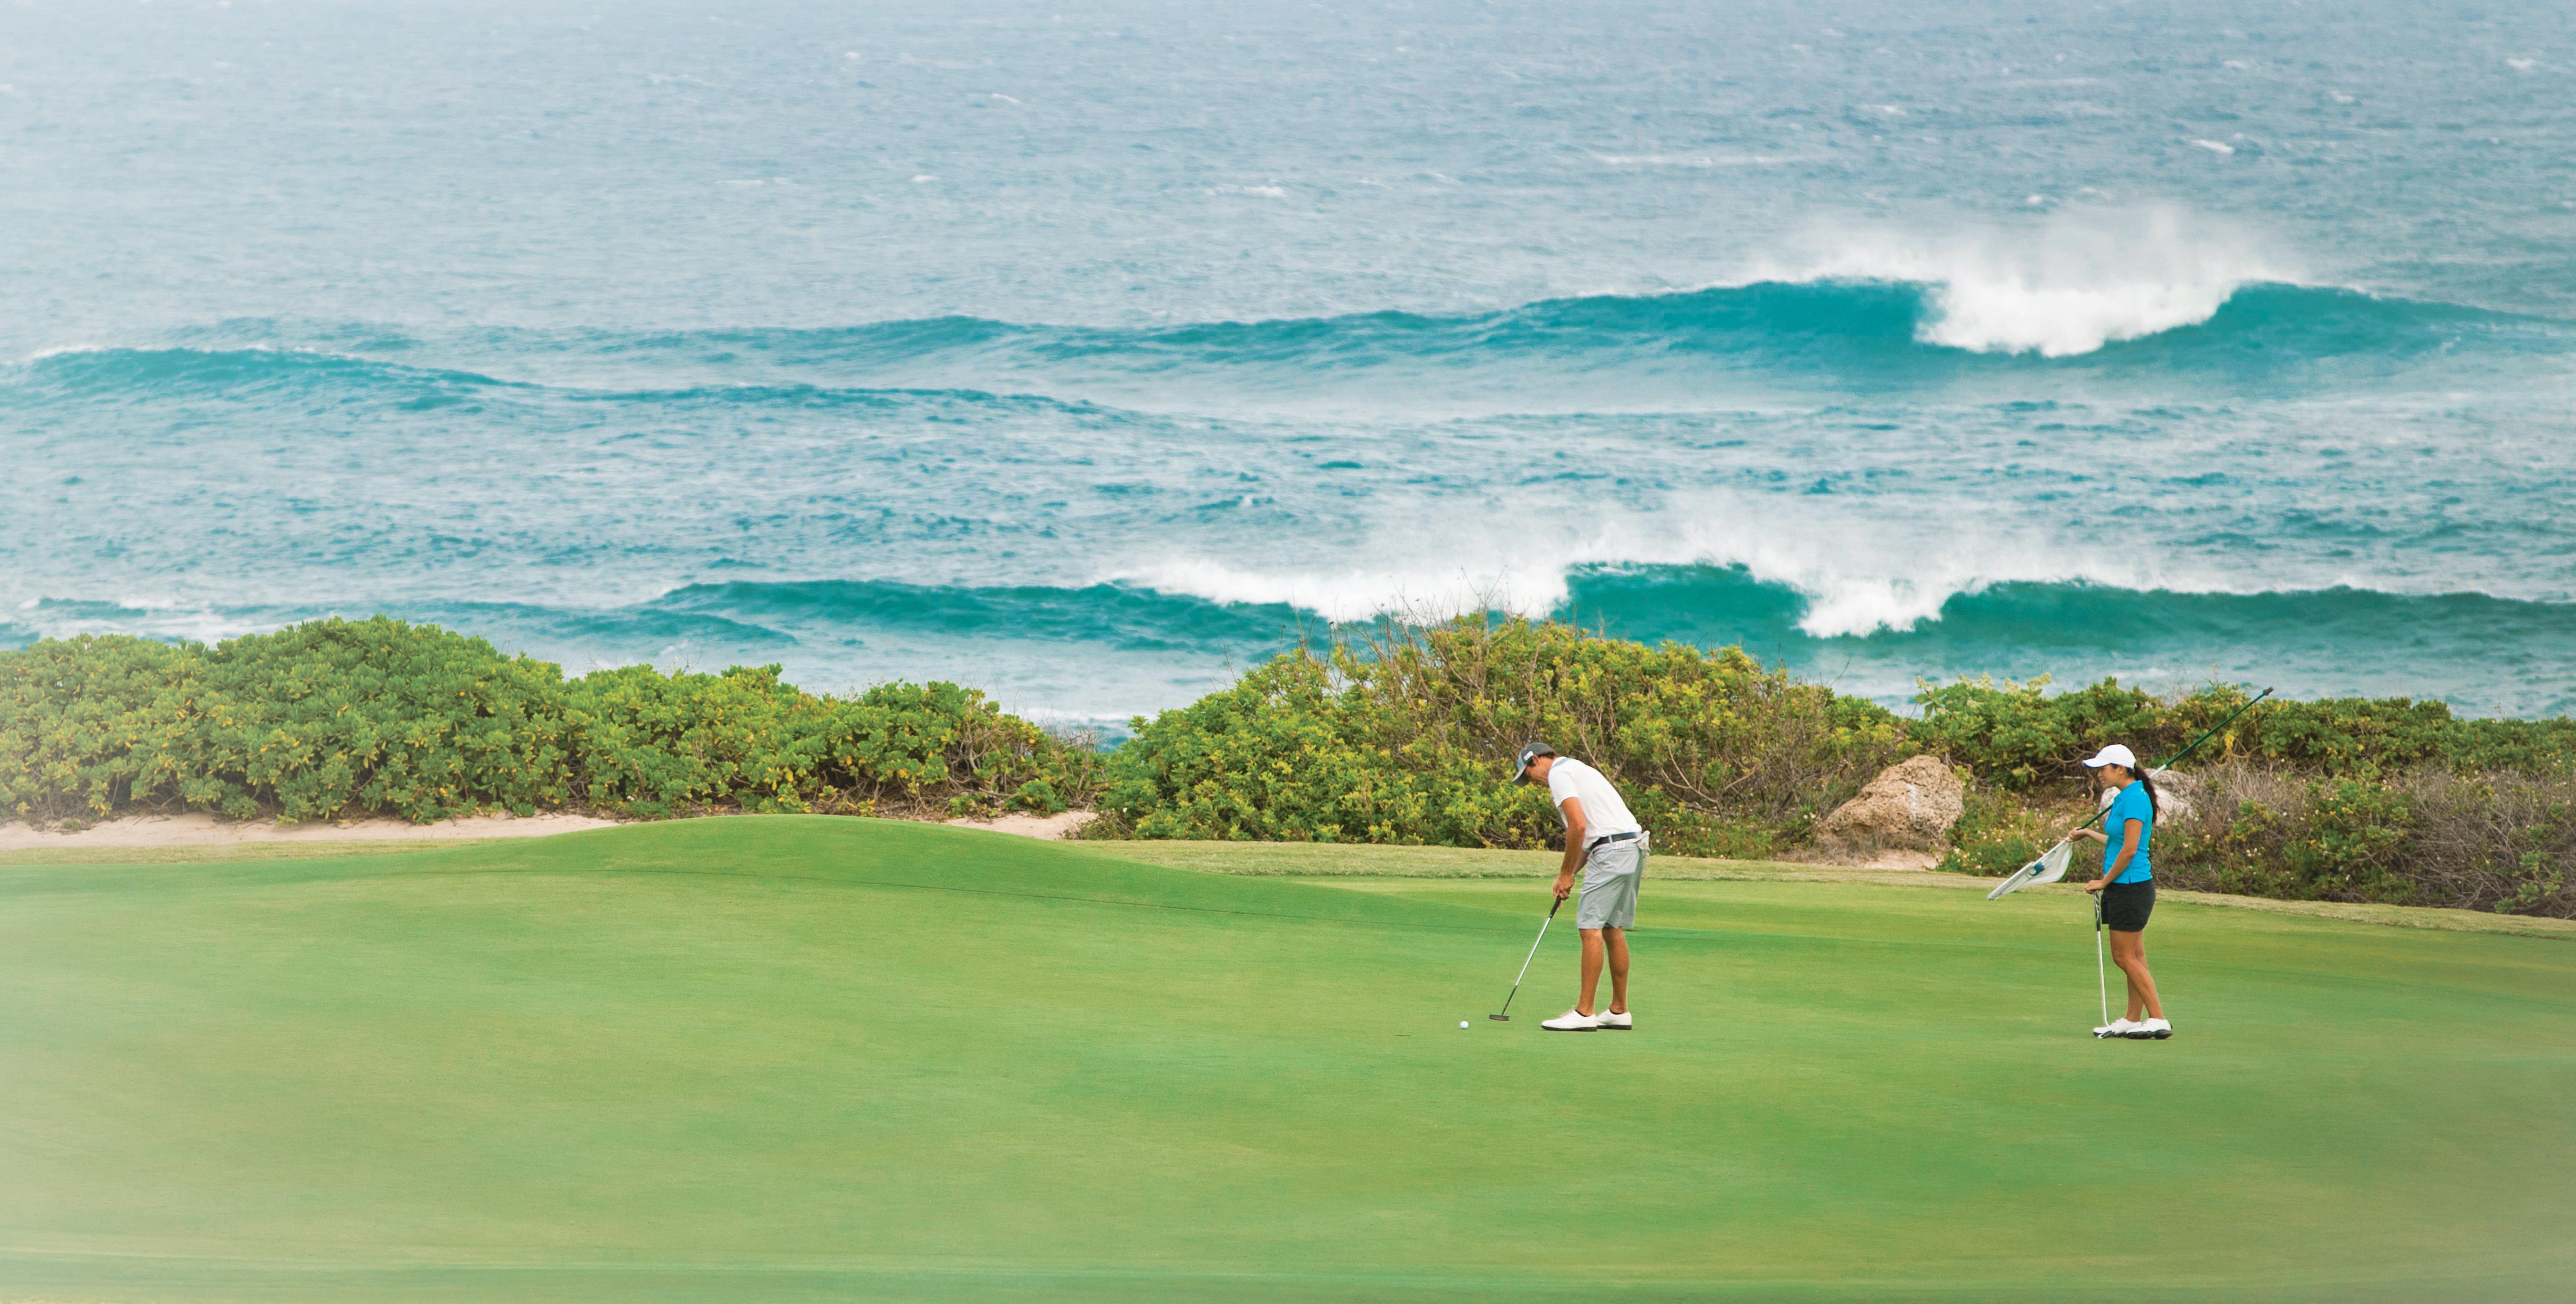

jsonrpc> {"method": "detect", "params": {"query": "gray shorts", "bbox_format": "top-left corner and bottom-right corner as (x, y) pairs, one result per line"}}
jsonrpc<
(1576, 835), (1646, 929)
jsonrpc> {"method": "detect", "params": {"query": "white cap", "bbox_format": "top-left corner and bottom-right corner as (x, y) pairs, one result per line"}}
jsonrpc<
(2081, 743), (2139, 770)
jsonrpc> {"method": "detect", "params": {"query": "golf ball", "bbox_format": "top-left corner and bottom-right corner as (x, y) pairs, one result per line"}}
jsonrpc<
(1460, 1021), (1470, 1029)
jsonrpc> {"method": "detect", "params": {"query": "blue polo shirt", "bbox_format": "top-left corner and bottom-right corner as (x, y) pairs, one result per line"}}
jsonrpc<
(2102, 781), (2154, 883)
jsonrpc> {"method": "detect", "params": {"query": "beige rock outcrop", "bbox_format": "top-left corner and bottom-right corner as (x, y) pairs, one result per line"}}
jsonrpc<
(1814, 755), (1966, 855)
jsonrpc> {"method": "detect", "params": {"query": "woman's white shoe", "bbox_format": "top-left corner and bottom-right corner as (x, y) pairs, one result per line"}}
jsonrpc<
(1540, 1009), (1601, 1032)
(2094, 1018), (2140, 1039)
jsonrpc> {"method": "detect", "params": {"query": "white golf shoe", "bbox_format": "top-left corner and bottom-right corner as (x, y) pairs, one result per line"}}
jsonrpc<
(2094, 1018), (2140, 1039)
(1595, 1010), (1633, 1030)
(1540, 1009), (1601, 1032)
(2128, 1018), (2173, 1040)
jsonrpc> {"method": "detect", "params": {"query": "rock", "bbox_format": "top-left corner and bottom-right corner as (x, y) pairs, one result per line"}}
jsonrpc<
(2098, 770), (2203, 821)
(1814, 755), (1966, 855)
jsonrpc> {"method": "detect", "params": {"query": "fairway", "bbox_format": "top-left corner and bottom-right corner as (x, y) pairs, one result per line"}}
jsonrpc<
(2, 819), (2569, 1303)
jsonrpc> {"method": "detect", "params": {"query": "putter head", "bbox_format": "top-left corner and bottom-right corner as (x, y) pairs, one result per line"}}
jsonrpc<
(1487, 1013), (1511, 1022)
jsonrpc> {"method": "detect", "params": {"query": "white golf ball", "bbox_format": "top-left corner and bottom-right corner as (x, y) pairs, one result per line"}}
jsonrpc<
(1460, 1021), (1470, 1029)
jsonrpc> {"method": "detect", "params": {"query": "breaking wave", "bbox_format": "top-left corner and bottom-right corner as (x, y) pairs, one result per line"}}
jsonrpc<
(11, 572), (2574, 718)
(13, 283), (2564, 411)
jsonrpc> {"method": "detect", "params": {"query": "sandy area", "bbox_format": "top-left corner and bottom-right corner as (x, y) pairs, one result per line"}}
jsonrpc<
(0, 808), (1100, 853)
(0, 811), (624, 852)
(1845, 848), (1941, 871)
(944, 811), (1101, 840)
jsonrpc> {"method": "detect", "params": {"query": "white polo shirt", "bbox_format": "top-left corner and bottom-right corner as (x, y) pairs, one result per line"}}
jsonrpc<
(1544, 757), (1641, 841)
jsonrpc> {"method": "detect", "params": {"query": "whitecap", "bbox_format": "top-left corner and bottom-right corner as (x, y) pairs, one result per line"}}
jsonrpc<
(1109, 507), (2192, 641)
(2190, 138), (2235, 155)
(1732, 206), (2294, 357)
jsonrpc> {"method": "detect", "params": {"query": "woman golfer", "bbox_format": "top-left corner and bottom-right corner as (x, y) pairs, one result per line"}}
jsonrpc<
(2069, 744), (2171, 1040)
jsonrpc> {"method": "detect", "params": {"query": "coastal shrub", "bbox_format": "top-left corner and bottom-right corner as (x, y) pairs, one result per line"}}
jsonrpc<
(189, 618), (573, 823)
(2161, 763), (2576, 915)
(1935, 784), (2092, 879)
(0, 634), (209, 824)
(1091, 651), (1557, 847)
(562, 666), (1092, 818)
(0, 619), (1099, 825)
(563, 664), (833, 816)
(0, 620), (570, 824)
(1095, 616), (1909, 857)
(1915, 678), (2576, 787)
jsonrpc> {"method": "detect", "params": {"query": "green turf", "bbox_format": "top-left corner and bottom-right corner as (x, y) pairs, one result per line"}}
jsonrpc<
(3, 817), (2569, 1302)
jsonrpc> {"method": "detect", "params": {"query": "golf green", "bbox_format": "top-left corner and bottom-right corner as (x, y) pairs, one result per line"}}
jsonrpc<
(2, 818), (2568, 1302)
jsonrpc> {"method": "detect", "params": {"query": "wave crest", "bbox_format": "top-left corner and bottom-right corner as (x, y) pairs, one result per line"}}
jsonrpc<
(15, 285), (2562, 412)
(1765, 209), (2288, 356)
(11, 572), (2573, 718)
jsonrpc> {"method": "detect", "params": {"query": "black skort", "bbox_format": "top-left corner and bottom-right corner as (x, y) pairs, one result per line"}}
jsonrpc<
(2099, 880), (2155, 932)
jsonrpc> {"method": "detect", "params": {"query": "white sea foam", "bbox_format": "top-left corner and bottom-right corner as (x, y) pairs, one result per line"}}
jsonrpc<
(22, 343), (114, 363)
(1115, 507), (2181, 639)
(2190, 138), (2235, 155)
(9, 596), (267, 648)
(1741, 206), (2292, 356)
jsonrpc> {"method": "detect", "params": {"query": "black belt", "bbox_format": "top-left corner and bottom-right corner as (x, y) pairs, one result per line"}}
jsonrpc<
(1587, 830), (1643, 850)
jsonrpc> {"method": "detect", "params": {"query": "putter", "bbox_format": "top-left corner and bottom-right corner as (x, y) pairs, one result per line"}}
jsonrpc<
(2091, 889), (2112, 1036)
(1489, 896), (1566, 1021)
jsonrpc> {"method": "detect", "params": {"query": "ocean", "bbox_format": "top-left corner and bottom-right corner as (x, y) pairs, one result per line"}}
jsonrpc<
(5, 0), (2573, 726)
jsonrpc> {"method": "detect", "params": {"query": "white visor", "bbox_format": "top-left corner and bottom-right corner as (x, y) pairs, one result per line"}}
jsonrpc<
(2081, 743), (2139, 770)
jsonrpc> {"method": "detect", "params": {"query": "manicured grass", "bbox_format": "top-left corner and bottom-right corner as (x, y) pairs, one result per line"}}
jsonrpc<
(1096, 838), (2576, 939)
(2, 817), (2569, 1302)
(0, 838), (509, 867)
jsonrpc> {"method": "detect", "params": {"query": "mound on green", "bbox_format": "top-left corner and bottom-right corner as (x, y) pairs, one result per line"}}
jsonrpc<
(2, 819), (2569, 1303)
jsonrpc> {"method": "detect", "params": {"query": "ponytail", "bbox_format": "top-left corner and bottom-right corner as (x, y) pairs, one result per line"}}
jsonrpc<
(2099, 758), (2159, 818)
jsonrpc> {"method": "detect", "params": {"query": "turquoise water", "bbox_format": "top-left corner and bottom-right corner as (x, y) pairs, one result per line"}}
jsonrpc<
(5, 1), (2573, 723)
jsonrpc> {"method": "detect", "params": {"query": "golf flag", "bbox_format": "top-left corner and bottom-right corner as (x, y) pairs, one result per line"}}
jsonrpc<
(1987, 840), (2074, 900)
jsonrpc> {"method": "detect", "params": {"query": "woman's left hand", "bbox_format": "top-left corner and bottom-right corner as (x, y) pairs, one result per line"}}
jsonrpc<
(2082, 877), (2109, 893)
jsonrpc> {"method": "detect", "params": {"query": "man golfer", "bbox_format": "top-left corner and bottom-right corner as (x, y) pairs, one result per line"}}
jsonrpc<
(1512, 744), (1646, 1032)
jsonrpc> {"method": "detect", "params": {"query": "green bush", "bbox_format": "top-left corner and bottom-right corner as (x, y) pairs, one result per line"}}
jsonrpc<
(0, 634), (208, 824)
(1935, 784), (2090, 879)
(0, 620), (570, 824)
(0, 618), (1098, 825)
(564, 666), (1087, 819)
(1915, 678), (2576, 788)
(2161, 764), (2576, 915)
(1095, 616), (1909, 857)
